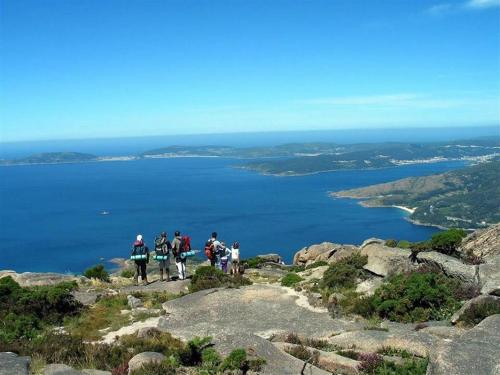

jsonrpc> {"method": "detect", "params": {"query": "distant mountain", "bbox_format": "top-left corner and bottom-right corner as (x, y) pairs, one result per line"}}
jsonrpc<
(333, 159), (500, 229)
(0, 152), (98, 165)
(240, 139), (500, 176)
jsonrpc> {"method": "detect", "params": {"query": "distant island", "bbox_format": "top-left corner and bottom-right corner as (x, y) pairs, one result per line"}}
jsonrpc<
(333, 159), (500, 229)
(1, 138), (498, 173)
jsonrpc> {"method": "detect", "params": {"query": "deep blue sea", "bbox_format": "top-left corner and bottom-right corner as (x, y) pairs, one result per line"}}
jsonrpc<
(0, 157), (467, 273)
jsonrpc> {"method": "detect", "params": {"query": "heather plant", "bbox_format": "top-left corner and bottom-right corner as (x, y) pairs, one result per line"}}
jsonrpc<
(321, 253), (368, 291)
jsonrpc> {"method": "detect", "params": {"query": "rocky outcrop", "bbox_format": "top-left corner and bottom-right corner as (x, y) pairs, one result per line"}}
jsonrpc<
(44, 364), (85, 375)
(293, 242), (358, 266)
(416, 251), (478, 284)
(360, 241), (414, 277)
(459, 223), (500, 259)
(450, 295), (500, 324)
(427, 314), (500, 375)
(355, 277), (384, 296)
(0, 352), (30, 375)
(479, 254), (500, 296)
(127, 295), (143, 309)
(0, 271), (83, 287)
(128, 352), (165, 374)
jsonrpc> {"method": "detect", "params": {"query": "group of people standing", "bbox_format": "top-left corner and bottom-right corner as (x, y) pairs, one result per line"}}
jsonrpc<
(130, 231), (241, 286)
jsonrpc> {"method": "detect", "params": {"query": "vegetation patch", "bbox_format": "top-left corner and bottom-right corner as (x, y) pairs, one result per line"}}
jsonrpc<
(241, 257), (267, 269)
(280, 273), (304, 287)
(320, 253), (369, 291)
(83, 264), (110, 282)
(189, 266), (252, 293)
(0, 276), (81, 343)
(455, 300), (500, 327)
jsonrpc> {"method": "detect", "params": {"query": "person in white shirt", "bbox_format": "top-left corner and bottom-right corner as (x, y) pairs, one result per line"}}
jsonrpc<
(231, 241), (240, 275)
(209, 232), (223, 268)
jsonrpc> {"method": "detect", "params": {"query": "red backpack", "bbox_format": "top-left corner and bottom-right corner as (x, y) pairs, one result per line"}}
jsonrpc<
(204, 240), (215, 260)
(180, 235), (191, 252)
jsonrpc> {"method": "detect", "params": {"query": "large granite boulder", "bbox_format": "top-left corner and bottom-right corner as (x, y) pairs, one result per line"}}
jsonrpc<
(416, 251), (478, 284)
(450, 295), (500, 325)
(44, 364), (85, 375)
(427, 314), (500, 375)
(360, 242), (414, 277)
(0, 352), (30, 375)
(128, 352), (165, 374)
(293, 242), (358, 266)
(0, 271), (83, 287)
(479, 254), (500, 296)
(459, 223), (500, 259)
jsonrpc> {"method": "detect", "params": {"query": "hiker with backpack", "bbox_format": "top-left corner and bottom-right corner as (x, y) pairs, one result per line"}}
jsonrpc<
(154, 231), (171, 282)
(205, 232), (222, 267)
(220, 242), (232, 273)
(130, 234), (149, 286)
(172, 231), (191, 280)
(231, 241), (240, 275)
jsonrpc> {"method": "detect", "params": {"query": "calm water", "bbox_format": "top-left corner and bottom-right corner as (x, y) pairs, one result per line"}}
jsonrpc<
(0, 158), (467, 273)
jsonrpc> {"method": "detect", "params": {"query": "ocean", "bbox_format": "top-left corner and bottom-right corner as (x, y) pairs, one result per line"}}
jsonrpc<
(0, 157), (467, 273)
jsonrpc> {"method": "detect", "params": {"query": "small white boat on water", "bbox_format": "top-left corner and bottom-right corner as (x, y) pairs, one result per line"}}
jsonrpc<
(100, 211), (110, 215)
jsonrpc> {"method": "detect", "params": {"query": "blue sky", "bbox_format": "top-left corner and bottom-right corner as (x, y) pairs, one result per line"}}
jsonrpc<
(1, 0), (499, 142)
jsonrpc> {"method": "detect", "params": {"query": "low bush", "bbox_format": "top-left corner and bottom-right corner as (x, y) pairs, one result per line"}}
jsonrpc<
(120, 269), (135, 278)
(306, 260), (328, 270)
(242, 257), (267, 269)
(429, 229), (467, 256)
(281, 273), (303, 287)
(84, 264), (110, 282)
(397, 240), (412, 249)
(385, 239), (398, 248)
(0, 277), (81, 343)
(285, 345), (319, 366)
(456, 300), (500, 327)
(321, 253), (368, 291)
(355, 272), (462, 323)
(189, 266), (252, 293)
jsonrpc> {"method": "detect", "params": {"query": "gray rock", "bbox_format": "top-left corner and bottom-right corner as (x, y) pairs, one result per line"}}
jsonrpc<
(427, 314), (500, 375)
(128, 352), (165, 375)
(213, 333), (330, 375)
(72, 291), (100, 305)
(82, 370), (112, 375)
(274, 342), (360, 375)
(360, 238), (386, 248)
(0, 352), (30, 375)
(293, 242), (358, 266)
(355, 277), (384, 296)
(127, 295), (143, 309)
(459, 224), (500, 259)
(450, 295), (500, 325)
(0, 271), (83, 287)
(257, 253), (282, 264)
(136, 327), (162, 339)
(159, 284), (360, 341)
(479, 255), (500, 296)
(416, 251), (478, 284)
(360, 243), (414, 277)
(44, 364), (84, 375)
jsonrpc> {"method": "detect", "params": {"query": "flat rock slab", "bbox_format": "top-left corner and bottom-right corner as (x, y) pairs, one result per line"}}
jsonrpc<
(0, 271), (83, 287)
(213, 333), (330, 375)
(0, 352), (30, 375)
(360, 243), (413, 277)
(479, 255), (500, 296)
(427, 314), (500, 375)
(44, 364), (85, 375)
(159, 284), (360, 340)
(416, 251), (477, 284)
(327, 328), (438, 357)
(118, 278), (190, 295)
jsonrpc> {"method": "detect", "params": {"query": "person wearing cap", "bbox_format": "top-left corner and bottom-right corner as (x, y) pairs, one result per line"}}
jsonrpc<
(131, 234), (149, 286)
(231, 241), (240, 275)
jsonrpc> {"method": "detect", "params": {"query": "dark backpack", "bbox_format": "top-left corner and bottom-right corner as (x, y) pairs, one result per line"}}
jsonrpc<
(155, 236), (164, 251)
(204, 240), (215, 260)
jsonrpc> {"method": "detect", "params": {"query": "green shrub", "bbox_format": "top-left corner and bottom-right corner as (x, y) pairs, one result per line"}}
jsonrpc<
(288, 265), (305, 272)
(121, 269), (135, 278)
(130, 361), (176, 375)
(385, 239), (398, 248)
(242, 257), (267, 269)
(321, 253), (368, 291)
(201, 347), (222, 370)
(368, 272), (461, 322)
(456, 300), (500, 327)
(83, 264), (110, 282)
(285, 345), (319, 366)
(189, 266), (252, 293)
(219, 348), (247, 371)
(429, 229), (467, 256)
(281, 273), (304, 287)
(397, 240), (412, 249)
(370, 358), (429, 375)
(0, 277), (81, 343)
(305, 260), (328, 270)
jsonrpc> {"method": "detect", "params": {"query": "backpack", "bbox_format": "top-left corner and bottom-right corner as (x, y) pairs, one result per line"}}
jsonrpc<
(180, 236), (191, 252)
(155, 236), (164, 251)
(204, 240), (215, 260)
(131, 244), (148, 260)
